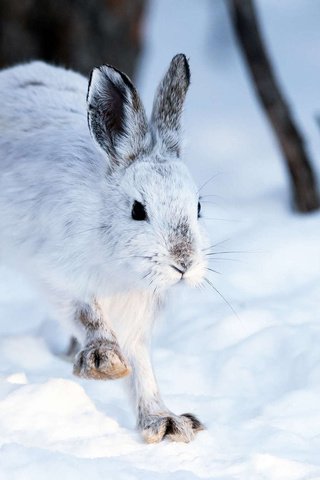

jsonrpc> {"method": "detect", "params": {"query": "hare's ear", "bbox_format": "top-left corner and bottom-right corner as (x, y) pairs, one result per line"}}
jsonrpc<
(151, 54), (190, 158)
(87, 65), (150, 168)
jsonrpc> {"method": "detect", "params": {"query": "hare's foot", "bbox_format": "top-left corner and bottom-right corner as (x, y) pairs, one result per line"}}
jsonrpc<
(73, 339), (131, 380)
(140, 412), (204, 443)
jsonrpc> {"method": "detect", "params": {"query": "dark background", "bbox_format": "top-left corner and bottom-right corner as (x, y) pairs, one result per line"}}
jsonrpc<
(0, 0), (147, 79)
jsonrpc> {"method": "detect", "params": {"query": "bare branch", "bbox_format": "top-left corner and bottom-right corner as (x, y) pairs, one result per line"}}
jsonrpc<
(228, 0), (319, 212)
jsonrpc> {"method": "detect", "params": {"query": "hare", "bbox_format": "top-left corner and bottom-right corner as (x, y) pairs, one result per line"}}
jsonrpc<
(0, 54), (208, 443)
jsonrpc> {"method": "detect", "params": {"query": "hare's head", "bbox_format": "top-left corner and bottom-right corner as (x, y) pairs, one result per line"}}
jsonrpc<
(87, 54), (208, 291)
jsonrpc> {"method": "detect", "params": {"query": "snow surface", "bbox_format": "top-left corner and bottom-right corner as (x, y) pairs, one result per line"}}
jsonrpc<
(1, 0), (320, 478)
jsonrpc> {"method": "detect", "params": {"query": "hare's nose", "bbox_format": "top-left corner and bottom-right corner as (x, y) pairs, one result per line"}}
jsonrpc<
(171, 260), (192, 276)
(171, 264), (186, 276)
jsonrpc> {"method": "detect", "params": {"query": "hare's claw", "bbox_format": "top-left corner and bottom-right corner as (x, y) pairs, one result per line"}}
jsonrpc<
(140, 412), (204, 443)
(73, 339), (131, 380)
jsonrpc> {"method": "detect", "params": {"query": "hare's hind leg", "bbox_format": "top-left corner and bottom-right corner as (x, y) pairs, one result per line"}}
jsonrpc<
(72, 299), (131, 380)
(59, 336), (81, 363)
(65, 336), (81, 360)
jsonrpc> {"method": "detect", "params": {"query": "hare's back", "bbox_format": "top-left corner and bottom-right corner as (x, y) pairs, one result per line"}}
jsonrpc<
(0, 61), (88, 134)
(0, 62), (99, 260)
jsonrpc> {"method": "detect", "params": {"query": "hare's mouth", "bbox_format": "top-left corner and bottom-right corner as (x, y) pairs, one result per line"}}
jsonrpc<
(156, 260), (206, 289)
(135, 253), (206, 291)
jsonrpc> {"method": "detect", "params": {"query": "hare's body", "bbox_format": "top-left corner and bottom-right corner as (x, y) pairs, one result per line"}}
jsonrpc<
(0, 57), (207, 442)
(0, 63), (106, 298)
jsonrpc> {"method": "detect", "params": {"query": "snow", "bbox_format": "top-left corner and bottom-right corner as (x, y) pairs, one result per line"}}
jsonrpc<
(1, 0), (320, 478)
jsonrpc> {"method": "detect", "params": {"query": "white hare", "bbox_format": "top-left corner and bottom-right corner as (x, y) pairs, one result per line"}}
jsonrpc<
(0, 54), (208, 443)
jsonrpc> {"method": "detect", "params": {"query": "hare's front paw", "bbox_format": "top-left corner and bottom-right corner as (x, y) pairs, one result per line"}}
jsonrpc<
(140, 412), (204, 443)
(73, 339), (131, 380)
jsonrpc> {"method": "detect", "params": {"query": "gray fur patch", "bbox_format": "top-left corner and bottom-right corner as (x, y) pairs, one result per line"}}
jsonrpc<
(169, 218), (194, 269)
(74, 300), (131, 380)
(76, 300), (107, 337)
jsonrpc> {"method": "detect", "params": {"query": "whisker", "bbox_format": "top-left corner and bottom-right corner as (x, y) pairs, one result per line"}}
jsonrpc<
(152, 281), (160, 297)
(202, 238), (232, 252)
(130, 255), (153, 260)
(207, 257), (242, 263)
(199, 200), (219, 206)
(206, 267), (222, 275)
(205, 250), (253, 255)
(101, 254), (153, 267)
(204, 277), (239, 319)
(197, 173), (221, 194)
(142, 271), (152, 280)
(200, 194), (224, 200)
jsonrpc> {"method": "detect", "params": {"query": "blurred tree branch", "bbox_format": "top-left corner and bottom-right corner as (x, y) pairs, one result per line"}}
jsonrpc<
(228, 0), (319, 212)
(0, 0), (147, 79)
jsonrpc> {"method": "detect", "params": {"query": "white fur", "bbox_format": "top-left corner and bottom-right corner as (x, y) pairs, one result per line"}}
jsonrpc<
(0, 59), (208, 441)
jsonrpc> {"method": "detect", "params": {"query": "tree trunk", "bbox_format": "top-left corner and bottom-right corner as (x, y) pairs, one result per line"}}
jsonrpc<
(0, 0), (147, 79)
(228, 0), (319, 212)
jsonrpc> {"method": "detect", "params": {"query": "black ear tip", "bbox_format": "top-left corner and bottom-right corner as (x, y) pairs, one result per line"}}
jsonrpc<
(86, 66), (101, 102)
(87, 64), (136, 102)
(172, 53), (191, 84)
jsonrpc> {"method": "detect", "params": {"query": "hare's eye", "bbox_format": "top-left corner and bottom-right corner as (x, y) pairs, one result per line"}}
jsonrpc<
(132, 200), (147, 221)
(197, 201), (201, 218)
